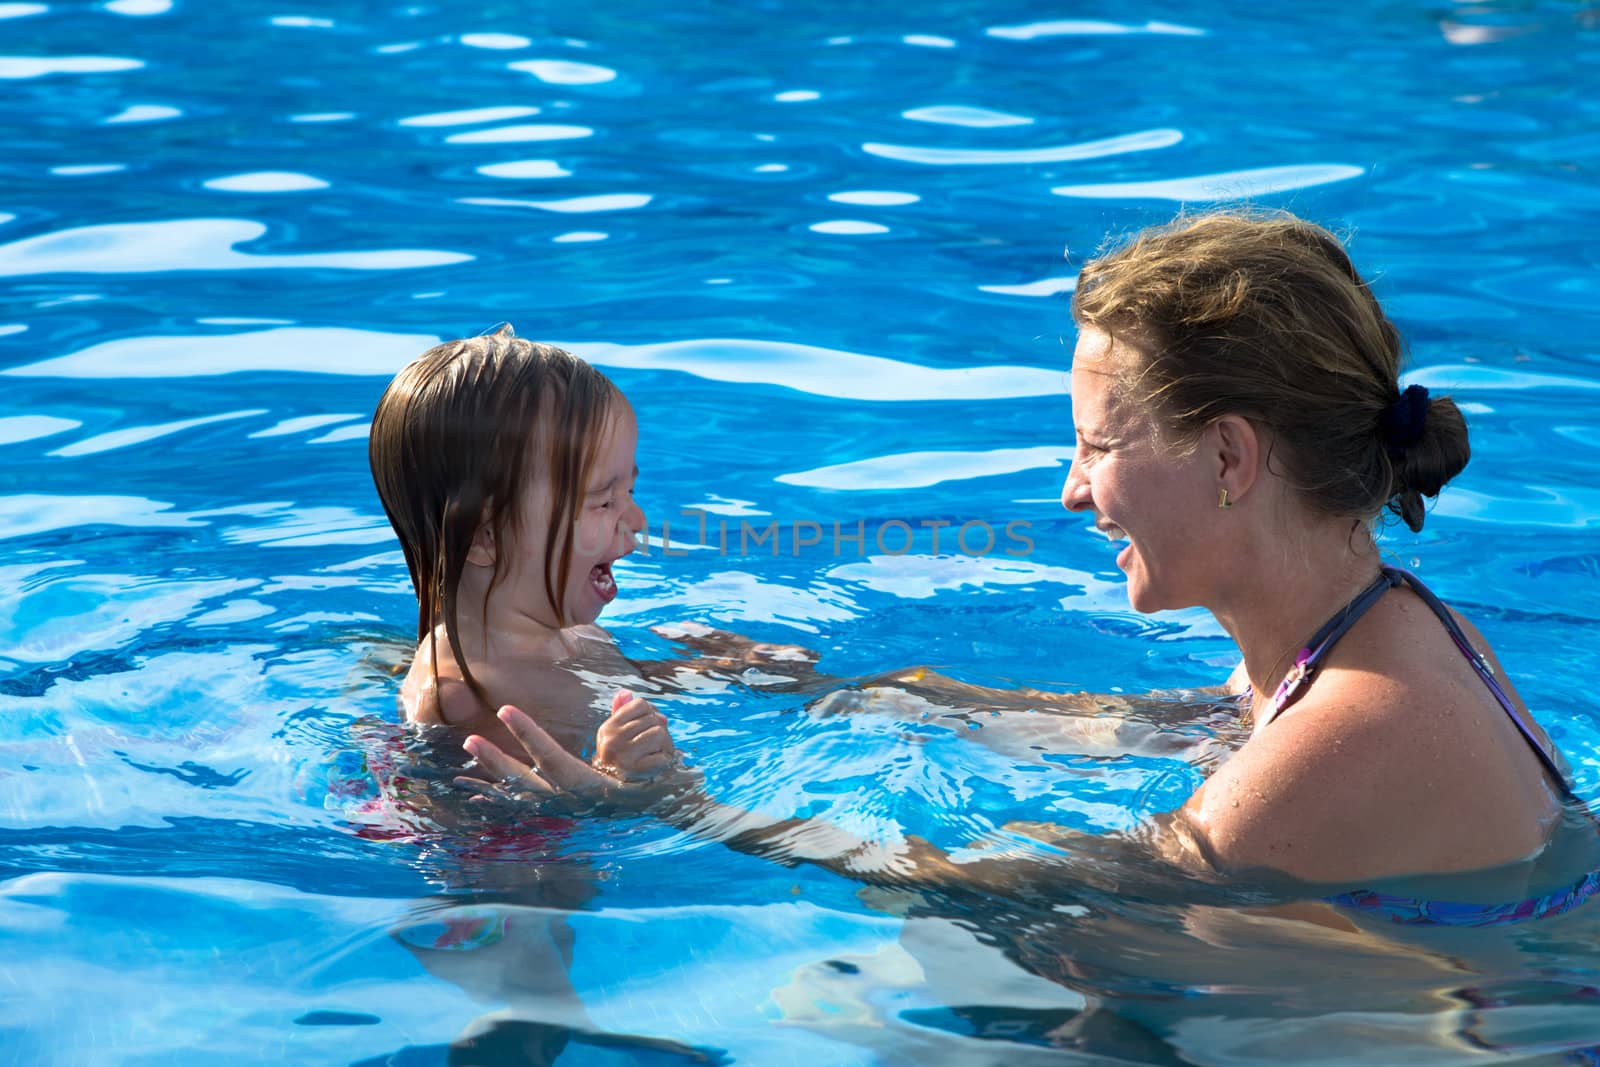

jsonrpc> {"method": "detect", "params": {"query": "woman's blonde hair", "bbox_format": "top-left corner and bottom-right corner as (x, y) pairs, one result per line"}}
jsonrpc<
(1071, 210), (1468, 532)
(368, 328), (620, 710)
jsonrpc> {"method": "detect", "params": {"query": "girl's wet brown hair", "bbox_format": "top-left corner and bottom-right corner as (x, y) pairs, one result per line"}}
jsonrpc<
(1071, 210), (1469, 532)
(368, 327), (620, 711)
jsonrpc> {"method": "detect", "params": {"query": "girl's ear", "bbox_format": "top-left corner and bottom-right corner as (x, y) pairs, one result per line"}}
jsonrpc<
(466, 517), (497, 567)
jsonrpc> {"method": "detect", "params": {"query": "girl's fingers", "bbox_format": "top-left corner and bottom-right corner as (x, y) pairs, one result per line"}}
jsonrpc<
(606, 696), (662, 729)
(623, 752), (670, 776)
(600, 710), (671, 748)
(611, 688), (634, 714)
(627, 724), (673, 755)
(606, 738), (668, 773)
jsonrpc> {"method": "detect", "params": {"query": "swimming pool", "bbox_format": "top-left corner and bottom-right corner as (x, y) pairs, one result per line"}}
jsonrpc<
(4, 0), (1600, 1062)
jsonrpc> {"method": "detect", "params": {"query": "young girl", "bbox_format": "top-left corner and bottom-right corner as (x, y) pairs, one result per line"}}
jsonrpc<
(368, 324), (672, 781)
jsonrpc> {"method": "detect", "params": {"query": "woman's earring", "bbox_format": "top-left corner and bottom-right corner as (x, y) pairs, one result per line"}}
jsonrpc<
(1218, 487), (1232, 510)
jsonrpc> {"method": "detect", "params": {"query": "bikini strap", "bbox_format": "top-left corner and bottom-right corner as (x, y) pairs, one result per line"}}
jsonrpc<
(1386, 567), (1572, 791)
(1269, 568), (1401, 718)
(1266, 565), (1572, 795)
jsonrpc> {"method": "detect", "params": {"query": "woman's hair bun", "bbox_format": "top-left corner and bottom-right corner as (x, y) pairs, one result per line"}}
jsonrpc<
(1389, 395), (1470, 532)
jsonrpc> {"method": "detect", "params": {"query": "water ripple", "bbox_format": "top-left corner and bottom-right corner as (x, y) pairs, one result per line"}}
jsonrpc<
(51, 164), (125, 176)
(8, 328), (1067, 400)
(0, 415), (80, 446)
(1407, 365), (1600, 393)
(1052, 163), (1364, 201)
(3, 573), (258, 664)
(203, 172), (330, 193)
(827, 555), (1099, 601)
(778, 446), (1074, 490)
(103, 104), (181, 124)
(248, 414), (363, 440)
(827, 191), (919, 206)
(863, 128), (1181, 166)
(460, 33), (530, 50)
(50, 410), (267, 458)
(270, 15), (333, 29)
(0, 494), (201, 541)
(578, 338), (1066, 402)
(0, 220), (471, 277)
(987, 19), (1206, 39)
(978, 276), (1077, 298)
(902, 105), (1033, 128)
(4, 326), (437, 379)
(808, 220), (889, 235)
(475, 160), (570, 179)
(0, 56), (143, 79)
(307, 423), (370, 445)
(1435, 486), (1600, 530)
(457, 192), (650, 213)
(398, 105), (540, 128)
(444, 124), (592, 144)
(508, 59), (617, 85)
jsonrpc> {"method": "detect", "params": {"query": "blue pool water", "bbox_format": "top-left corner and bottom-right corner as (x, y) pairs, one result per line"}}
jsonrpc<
(4, 1), (1600, 1062)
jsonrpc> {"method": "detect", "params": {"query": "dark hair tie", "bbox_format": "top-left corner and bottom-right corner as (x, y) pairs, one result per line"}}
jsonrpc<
(1380, 383), (1430, 457)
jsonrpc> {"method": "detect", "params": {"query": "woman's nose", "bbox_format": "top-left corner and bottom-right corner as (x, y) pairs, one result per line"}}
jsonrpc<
(1061, 459), (1090, 512)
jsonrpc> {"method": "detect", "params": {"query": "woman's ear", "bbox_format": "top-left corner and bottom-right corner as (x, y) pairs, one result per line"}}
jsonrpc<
(466, 517), (497, 567)
(1211, 415), (1263, 503)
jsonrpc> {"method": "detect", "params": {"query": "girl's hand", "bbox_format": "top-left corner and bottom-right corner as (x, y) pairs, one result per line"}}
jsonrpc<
(459, 705), (660, 812)
(594, 689), (676, 781)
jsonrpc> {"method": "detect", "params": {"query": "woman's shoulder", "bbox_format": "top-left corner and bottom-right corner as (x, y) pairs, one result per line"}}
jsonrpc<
(1185, 647), (1554, 880)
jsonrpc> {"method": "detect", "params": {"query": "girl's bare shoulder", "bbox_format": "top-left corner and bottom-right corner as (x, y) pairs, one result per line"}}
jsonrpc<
(399, 635), (492, 728)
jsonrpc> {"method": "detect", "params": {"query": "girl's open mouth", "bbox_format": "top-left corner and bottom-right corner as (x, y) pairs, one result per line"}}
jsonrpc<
(590, 561), (618, 602)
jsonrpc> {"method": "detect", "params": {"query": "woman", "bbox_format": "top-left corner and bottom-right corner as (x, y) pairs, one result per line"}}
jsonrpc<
(463, 211), (1582, 911)
(1058, 210), (1566, 884)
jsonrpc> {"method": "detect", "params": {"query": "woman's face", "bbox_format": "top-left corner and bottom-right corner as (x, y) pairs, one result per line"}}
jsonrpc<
(1060, 327), (1217, 614)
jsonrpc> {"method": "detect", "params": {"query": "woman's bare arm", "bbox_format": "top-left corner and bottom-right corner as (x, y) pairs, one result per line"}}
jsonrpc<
(630, 622), (833, 692)
(459, 705), (1209, 902)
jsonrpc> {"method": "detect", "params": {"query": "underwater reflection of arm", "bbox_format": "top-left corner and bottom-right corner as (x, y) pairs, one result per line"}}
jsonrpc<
(629, 622), (833, 693)
(461, 705), (1215, 905)
(813, 669), (1245, 767)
